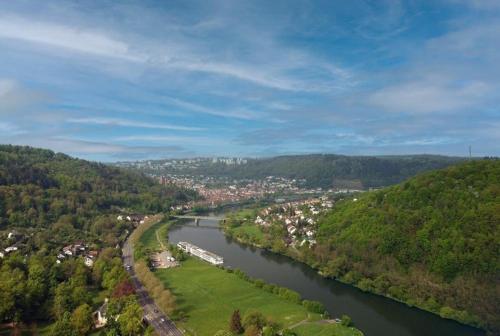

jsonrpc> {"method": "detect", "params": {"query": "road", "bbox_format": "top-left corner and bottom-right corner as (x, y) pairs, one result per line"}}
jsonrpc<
(122, 237), (183, 336)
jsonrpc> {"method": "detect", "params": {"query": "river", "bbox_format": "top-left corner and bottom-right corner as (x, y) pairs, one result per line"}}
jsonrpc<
(168, 217), (484, 336)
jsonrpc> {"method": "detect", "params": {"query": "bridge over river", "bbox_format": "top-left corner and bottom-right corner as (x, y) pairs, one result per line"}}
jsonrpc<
(172, 215), (226, 223)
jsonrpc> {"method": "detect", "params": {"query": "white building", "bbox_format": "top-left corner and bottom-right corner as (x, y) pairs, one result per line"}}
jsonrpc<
(84, 256), (94, 267)
(177, 241), (223, 265)
(94, 298), (109, 328)
(5, 246), (18, 253)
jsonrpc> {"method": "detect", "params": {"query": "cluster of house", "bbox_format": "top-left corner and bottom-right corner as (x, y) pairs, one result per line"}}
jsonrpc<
(0, 231), (23, 258)
(254, 196), (335, 248)
(160, 174), (314, 208)
(57, 241), (99, 267)
(116, 214), (148, 225)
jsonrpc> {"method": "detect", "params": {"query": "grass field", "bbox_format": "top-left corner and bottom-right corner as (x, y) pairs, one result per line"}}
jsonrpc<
(234, 223), (265, 241)
(138, 219), (167, 250)
(155, 258), (361, 336)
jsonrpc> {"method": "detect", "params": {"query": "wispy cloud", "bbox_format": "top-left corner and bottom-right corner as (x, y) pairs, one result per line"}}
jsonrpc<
(114, 134), (224, 145)
(0, 121), (25, 135)
(161, 96), (261, 120)
(7, 135), (191, 160)
(368, 80), (490, 114)
(0, 78), (48, 115)
(0, 16), (145, 62)
(67, 117), (203, 131)
(0, 12), (352, 93)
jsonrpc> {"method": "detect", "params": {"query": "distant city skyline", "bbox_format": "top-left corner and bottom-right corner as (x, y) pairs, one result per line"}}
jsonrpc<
(1, 1), (499, 161)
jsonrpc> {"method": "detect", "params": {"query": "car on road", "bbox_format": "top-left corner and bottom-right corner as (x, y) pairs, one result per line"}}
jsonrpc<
(160, 318), (165, 323)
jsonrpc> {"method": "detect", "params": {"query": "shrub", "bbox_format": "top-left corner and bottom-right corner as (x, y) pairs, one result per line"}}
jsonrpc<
(302, 300), (326, 314)
(341, 314), (352, 327)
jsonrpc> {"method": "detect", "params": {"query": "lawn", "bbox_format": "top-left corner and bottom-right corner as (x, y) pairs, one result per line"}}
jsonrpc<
(235, 223), (265, 242)
(155, 258), (360, 336)
(139, 219), (170, 250)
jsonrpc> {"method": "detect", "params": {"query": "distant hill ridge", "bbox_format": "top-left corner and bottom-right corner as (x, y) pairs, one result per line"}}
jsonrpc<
(129, 154), (466, 188)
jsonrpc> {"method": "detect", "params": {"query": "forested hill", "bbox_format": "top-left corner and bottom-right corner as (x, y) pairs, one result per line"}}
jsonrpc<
(0, 145), (196, 231)
(138, 154), (465, 188)
(0, 145), (198, 333)
(314, 159), (499, 332)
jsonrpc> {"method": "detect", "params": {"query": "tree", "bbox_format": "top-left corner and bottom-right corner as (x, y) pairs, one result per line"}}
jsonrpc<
(244, 325), (260, 336)
(230, 309), (244, 334)
(112, 279), (135, 298)
(118, 301), (143, 336)
(71, 304), (93, 335)
(50, 311), (76, 336)
(243, 311), (266, 330)
(0, 265), (26, 322)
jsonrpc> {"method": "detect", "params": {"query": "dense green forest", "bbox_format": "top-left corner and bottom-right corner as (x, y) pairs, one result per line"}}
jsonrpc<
(0, 145), (196, 232)
(139, 154), (464, 188)
(225, 160), (499, 333)
(0, 145), (196, 335)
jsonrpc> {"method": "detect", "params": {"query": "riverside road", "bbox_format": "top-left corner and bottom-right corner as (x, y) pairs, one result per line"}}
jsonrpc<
(122, 236), (182, 336)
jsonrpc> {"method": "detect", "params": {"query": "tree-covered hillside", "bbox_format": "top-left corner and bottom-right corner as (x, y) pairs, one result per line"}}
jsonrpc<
(0, 145), (196, 334)
(314, 159), (499, 332)
(224, 159), (498, 333)
(0, 145), (196, 231)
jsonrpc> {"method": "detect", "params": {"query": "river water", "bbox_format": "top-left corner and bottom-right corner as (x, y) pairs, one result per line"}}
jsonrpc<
(168, 217), (484, 336)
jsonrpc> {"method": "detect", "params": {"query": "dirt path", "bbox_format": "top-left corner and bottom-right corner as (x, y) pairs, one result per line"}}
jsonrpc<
(156, 228), (166, 250)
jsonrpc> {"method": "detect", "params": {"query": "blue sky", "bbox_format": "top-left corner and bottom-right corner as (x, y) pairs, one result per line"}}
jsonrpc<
(0, 0), (499, 161)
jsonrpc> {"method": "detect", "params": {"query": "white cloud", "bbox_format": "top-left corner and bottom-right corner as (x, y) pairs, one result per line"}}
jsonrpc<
(0, 78), (47, 115)
(0, 121), (25, 135)
(114, 135), (226, 146)
(166, 60), (305, 92)
(0, 79), (16, 96)
(0, 14), (352, 93)
(0, 16), (145, 62)
(368, 80), (490, 114)
(67, 117), (203, 131)
(6, 136), (188, 159)
(162, 96), (260, 120)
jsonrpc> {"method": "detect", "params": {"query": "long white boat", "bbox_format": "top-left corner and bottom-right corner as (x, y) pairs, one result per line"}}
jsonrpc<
(177, 241), (224, 265)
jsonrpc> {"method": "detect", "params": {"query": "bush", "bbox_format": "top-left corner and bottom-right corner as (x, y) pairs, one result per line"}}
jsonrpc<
(340, 314), (352, 327)
(253, 279), (265, 288)
(302, 300), (326, 314)
(243, 311), (267, 330)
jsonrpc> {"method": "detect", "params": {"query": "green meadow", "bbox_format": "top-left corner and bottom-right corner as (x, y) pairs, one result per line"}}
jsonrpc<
(155, 258), (362, 336)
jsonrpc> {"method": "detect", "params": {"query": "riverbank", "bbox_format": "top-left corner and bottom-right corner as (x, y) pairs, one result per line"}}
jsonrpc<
(156, 257), (362, 336)
(222, 212), (487, 334)
(139, 218), (363, 336)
